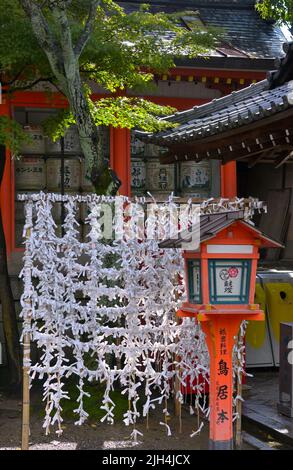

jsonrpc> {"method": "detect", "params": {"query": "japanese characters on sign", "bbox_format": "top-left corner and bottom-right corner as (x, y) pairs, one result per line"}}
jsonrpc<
(146, 159), (175, 192)
(180, 162), (211, 192)
(215, 327), (230, 431)
(209, 260), (251, 304)
(131, 159), (146, 193)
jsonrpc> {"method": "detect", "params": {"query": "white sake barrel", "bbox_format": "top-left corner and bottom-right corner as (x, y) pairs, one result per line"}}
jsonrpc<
(131, 133), (145, 156)
(14, 157), (46, 190)
(131, 158), (146, 194)
(46, 158), (81, 191)
(20, 126), (45, 154)
(180, 161), (211, 193)
(146, 159), (175, 192)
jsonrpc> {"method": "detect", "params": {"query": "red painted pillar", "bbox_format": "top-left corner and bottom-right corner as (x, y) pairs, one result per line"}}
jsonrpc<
(200, 315), (242, 450)
(0, 94), (13, 255)
(110, 127), (131, 197)
(221, 162), (237, 198)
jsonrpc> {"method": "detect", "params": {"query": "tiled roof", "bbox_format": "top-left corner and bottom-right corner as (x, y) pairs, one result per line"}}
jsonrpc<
(118, 1), (288, 59)
(136, 42), (293, 147)
(159, 210), (283, 248)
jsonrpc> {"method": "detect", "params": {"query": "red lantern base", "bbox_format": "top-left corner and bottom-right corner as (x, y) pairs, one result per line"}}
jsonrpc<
(177, 305), (264, 450)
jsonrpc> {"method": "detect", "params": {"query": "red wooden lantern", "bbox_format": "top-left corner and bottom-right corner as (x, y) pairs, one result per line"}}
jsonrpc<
(161, 210), (282, 450)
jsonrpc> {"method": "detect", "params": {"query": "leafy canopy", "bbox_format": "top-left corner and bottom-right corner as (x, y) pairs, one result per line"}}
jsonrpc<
(0, 0), (220, 151)
(256, 0), (293, 24)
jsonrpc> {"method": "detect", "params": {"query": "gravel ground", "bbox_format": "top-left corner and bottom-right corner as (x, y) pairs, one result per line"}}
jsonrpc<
(0, 390), (253, 451)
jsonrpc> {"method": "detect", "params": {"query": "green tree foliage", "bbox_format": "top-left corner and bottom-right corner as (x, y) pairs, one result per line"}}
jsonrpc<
(256, 0), (293, 24)
(0, 0), (219, 193)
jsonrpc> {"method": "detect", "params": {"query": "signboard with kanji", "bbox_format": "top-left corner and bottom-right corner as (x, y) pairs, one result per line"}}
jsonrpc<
(209, 260), (251, 304)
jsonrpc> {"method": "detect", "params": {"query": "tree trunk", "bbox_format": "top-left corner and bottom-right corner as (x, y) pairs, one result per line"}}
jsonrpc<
(65, 70), (121, 195)
(20, 0), (121, 195)
(0, 146), (22, 387)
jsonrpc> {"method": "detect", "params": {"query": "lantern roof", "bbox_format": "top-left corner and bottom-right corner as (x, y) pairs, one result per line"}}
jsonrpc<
(159, 209), (283, 249)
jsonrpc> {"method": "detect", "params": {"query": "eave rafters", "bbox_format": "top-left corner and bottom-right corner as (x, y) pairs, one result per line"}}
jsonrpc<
(159, 112), (293, 167)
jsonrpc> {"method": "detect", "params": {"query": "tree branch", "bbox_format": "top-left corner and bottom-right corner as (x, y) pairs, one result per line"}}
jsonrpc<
(49, 3), (76, 78)
(74, 0), (100, 58)
(19, 0), (65, 82)
(9, 76), (54, 93)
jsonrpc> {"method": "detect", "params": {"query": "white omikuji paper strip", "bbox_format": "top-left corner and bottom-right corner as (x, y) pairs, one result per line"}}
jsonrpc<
(19, 193), (251, 439)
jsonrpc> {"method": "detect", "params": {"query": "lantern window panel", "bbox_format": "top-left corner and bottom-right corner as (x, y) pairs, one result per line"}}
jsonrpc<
(208, 259), (251, 304)
(187, 259), (202, 304)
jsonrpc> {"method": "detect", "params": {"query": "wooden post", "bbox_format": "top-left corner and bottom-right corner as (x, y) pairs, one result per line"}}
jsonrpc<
(235, 332), (243, 449)
(174, 316), (182, 427)
(21, 225), (32, 451)
(235, 375), (243, 449)
(21, 325), (31, 450)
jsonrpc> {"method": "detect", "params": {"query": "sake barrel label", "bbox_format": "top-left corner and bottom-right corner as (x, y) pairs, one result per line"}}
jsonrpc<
(15, 157), (46, 190)
(145, 143), (167, 158)
(131, 159), (146, 190)
(131, 133), (145, 156)
(21, 126), (45, 154)
(180, 162), (211, 192)
(146, 159), (175, 192)
(46, 158), (81, 191)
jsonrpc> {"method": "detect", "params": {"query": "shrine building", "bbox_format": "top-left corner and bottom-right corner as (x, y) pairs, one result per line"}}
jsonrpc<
(0, 1), (291, 366)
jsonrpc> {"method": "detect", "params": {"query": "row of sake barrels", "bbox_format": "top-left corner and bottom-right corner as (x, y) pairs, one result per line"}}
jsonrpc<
(20, 125), (110, 156)
(20, 126), (81, 155)
(20, 126), (165, 157)
(130, 135), (167, 158)
(14, 157), (94, 192)
(131, 159), (212, 196)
